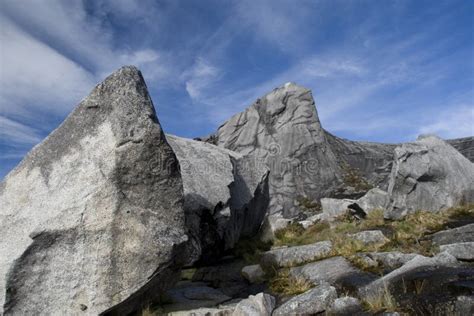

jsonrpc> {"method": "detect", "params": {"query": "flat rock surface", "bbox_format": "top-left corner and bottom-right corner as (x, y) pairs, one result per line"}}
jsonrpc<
(0, 66), (187, 315)
(349, 230), (389, 246)
(272, 283), (337, 316)
(429, 223), (474, 245)
(439, 242), (474, 261)
(260, 241), (332, 269)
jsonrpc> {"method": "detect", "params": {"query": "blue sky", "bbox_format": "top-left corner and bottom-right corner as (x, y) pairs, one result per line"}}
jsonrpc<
(1, 0), (473, 179)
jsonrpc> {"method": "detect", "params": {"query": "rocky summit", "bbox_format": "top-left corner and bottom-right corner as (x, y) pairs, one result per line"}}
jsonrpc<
(1, 66), (473, 315)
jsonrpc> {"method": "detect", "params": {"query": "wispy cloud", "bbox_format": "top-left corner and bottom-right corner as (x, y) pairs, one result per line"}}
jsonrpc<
(184, 58), (221, 101)
(0, 116), (42, 145)
(418, 104), (474, 139)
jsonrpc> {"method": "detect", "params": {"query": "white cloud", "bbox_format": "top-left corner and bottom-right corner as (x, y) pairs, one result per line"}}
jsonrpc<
(418, 105), (474, 139)
(0, 16), (96, 117)
(0, 116), (42, 145)
(184, 58), (221, 100)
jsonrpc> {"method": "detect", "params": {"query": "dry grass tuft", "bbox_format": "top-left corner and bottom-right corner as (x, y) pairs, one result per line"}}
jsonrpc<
(362, 282), (397, 313)
(269, 269), (313, 296)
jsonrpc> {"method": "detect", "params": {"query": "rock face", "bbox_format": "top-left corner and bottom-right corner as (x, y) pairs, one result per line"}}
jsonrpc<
(447, 136), (474, 162)
(260, 241), (332, 269)
(0, 67), (188, 315)
(167, 135), (270, 264)
(430, 223), (474, 245)
(386, 135), (474, 219)
(214, 83), (344, 217)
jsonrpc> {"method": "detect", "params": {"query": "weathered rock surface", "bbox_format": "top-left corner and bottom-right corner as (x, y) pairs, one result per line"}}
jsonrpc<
(320, 188), (388, 221)
(364, 252), (418, 271)
(167, 135), (270, 264)
(260, 241), (332, 269)
(233, 293), (275, 316)
(439, 242), (474, 261)
(360, 252), (459, 298)
(447, 136), (474, 162)
(290, 256), (376, 292)
(272, 282), (337, 316)
(241, 265), (265, 284)
(349, 230), (389, 247)
(430, 223), (474, 245)
(385, 135), (474, 219)
(165, 283), (231, 312)
(214, 83), (344, 218)
(328, 296), (364, 316)
(0, 66), (187, 315)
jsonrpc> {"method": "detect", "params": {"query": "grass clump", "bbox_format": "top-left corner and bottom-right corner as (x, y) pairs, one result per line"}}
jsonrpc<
(269, 269), (313, 296)
(362, 282), (398, 313)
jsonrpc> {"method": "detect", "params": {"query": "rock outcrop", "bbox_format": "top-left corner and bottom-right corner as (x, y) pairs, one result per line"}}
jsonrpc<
(0, 67), (187, 315)
(447, 136), (474, 162)
(385, 135), (474, 219)
(167, 135), (270, 264)
(214, 83), (344, 218)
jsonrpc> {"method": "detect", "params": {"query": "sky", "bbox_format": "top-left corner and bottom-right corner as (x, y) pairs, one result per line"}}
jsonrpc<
(0, 0), (473, 179)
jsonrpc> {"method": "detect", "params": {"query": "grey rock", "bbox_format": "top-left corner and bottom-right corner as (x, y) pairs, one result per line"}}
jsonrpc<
(0, 66), (187, 315)
(167, 135), (270, 264)
(320, 188), (388, 222)
(260, 241), (332, 269)
(169, 307), (234, 316)
(290, 256), (376, 290)
(385, 135), (474, 219)
(165, 284), (231, 312)
(241, 265), (265, 284)
(272, 282), (337, 316)
(325, 131), (396, 191)
(430, 223), (474, 245)
(320, 198), (354, 221)
(348, 230), (389, 246)
(260, 214), (293, 242)
(366, 252), (418, 270)
(439, 242), (474, 261)
(328, 296), (363, 316)
(233, 293), (275, 316)
(360, 252), (459, 298)
(214, 83), (344, 218)
(447, 136), (474, 162)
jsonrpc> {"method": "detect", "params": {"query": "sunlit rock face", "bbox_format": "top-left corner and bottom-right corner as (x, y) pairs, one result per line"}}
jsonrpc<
(0, 66), (188, 315)
(214, 83), (343, 217)
(385, 135), (474, 219)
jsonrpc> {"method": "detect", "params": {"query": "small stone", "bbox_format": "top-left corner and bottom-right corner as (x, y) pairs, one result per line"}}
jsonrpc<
(241, 264), (265, 284)
(348, 230), (389, 247)
(233, 293), (275, 316)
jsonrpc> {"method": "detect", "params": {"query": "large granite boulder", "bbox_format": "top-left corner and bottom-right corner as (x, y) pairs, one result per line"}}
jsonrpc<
(167, 135), (270, 264)
(0, 67), (188, 315)
(214, 83), (344, 218)
(386, 135), (474, 219)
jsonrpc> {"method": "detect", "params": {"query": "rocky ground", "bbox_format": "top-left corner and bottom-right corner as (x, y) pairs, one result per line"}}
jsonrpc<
(1, 66), (472, 315)
(143, 204), (473, 315)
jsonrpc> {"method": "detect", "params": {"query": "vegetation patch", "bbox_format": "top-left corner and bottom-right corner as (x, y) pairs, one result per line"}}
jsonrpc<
(269, 268), (314, 296)
(296, 196), (322, 213)
(273, 205), (474, 265)
(361, 282), (398, 314)
(233, 237), (272, 264)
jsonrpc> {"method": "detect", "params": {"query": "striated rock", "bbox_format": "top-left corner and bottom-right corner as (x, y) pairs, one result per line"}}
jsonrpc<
(214, 83), (344, 218)
(385, 135), (474, 219)
(439, 242), (474, 261)
(272, 282), (337, 316)
(0, 66), (187, 315)
(167, 135), (270, 264)
(260, 241), (332, 269)
(233, 293), (275, 316)
(430, 223), (474, 246)
(348, 230), (389, 247)
(447, 136), (474, 162)
(241, 265), (265, 284)
(328, 296), (364, 316)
